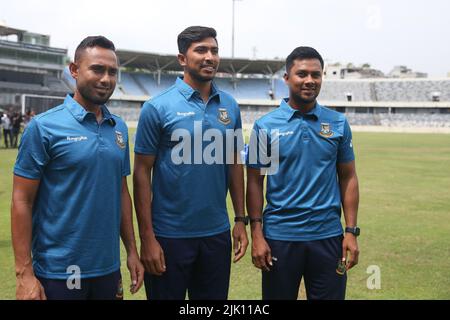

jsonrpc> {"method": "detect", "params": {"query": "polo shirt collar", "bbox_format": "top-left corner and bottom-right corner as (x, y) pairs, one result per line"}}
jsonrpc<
(175, 77), (220, 102)
(64, 94), (113, 123)
(279, 98), (321, 121)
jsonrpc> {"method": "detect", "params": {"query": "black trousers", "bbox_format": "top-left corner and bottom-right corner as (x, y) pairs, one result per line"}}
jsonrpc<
(144, 230), (231, 300)
(262, 235), (346, 300)
(38, 270), (122, 300)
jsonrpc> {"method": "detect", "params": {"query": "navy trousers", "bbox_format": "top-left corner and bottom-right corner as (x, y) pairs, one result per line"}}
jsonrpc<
(262, 235), (347, 300)
(38, 270), (122, 300)
(144, 230), (231, 300)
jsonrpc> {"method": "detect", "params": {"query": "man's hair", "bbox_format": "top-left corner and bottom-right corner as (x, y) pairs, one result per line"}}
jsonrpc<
(177, 26), (217, 54)
(74, 36), (116, 62)
(286, 46), (324, 73)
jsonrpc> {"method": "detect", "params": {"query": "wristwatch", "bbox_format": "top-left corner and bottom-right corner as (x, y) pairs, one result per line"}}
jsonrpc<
(345, 226), (360, 237)
(249, 217), (263, 224)
(234, 216), (249, 225)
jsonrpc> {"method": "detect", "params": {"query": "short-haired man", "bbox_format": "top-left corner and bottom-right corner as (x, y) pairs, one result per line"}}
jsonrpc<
(247, 46), (360, 300)
(134, 26), (248, 300)
(11, 36), (144, 300)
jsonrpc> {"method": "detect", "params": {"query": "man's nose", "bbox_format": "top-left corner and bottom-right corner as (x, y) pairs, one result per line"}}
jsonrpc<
(304, 74), (314, 83)
(100, 72), (113, 84)
(204, 50), (214, 61)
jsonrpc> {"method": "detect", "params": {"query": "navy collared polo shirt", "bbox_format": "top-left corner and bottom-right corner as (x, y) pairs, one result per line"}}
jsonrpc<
(14, 94), (130, 279)
(247, 99), (355, 241)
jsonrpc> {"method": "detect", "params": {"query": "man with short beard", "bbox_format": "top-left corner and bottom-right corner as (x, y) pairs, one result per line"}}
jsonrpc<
(246, 47), (360, 300)
(11, 36), (144, 300)
(134, 26), (248, 300)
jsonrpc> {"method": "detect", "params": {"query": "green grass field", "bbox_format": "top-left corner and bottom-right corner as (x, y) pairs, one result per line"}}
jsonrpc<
(1, 131), (449, 300)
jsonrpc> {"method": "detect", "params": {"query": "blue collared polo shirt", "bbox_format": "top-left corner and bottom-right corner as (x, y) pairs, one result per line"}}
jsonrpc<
(135, 77), (243, 238)
(14, 94), (130, 279)
(247, 99), (355, 241)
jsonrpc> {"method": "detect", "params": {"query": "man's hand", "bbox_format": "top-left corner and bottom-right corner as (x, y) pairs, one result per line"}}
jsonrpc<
(140, 236), (166, 276)
(16, 271), (46, 300)
(126, 252), (144, 294)
(342, 233), (359, 270)
(251, 234), (273, 272)
(232, 222), (249, 263)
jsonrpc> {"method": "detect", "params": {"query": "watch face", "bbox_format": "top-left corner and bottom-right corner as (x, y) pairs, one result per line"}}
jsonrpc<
(346, 227), (360, 236)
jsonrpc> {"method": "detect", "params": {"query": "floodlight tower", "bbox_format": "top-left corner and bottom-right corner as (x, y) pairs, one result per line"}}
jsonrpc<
(232, 0), (243, 59)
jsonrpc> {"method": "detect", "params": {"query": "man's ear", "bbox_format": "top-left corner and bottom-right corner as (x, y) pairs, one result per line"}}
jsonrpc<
(177, 53), (187, 67)
(283, 72), (289, 83)
(69, 62), (79, 80)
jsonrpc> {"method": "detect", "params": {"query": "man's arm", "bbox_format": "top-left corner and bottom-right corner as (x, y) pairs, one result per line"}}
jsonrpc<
(337, 160), (360, 270)
(11, 175), (46, 300)
(246, 167), (272, 271)
(228, 153), (248, 263)
(133, 154), (165, 276)
(120, 177), (144, 294)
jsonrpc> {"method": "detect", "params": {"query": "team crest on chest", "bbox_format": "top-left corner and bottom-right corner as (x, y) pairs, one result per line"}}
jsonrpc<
(115, 131), (126, 149)
(218, 108), (231, 125)
(319, 123), (333, 137)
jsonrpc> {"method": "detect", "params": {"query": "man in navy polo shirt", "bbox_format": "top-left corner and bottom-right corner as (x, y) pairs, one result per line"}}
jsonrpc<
(134, 26), (248, 300)
(11, 36), (144, 300)
(246, 47), (360, 300)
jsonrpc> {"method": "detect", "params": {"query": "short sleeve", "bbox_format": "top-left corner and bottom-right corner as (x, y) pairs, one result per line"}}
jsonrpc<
(13, 119), (50, 179)
(234, 105), (244, 152)
(122, 131), (131, 176)
(134, 102), (162, 155)
(337, 118), (355, 163)
(246, 121), (271, 169)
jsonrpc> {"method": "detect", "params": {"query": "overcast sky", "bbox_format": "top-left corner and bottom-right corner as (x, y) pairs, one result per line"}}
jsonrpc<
(1, 0), (449, 77)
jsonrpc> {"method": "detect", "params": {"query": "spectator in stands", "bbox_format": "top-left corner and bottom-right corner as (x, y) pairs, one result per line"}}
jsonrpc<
(11, 112), (23, 148)
(11, 36), (144, 300)
(134, 26), (248, 300)
(2, 112), (12, 148)
(246, 46), (360, 300)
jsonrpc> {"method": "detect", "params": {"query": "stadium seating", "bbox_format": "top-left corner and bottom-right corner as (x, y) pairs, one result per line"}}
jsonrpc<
(58, 67), (450, 129)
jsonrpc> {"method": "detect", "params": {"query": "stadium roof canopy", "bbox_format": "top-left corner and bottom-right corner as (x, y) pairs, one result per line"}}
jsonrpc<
(117, 49), (285, 75)
(0, 25), (26, 37)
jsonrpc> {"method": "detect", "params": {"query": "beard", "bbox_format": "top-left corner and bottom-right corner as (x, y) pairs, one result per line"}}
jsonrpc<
(187, 67), (216, 83)
(78, 84), (113, 106)
(293, 95), (317, 105)
(290, 90), (319, 105)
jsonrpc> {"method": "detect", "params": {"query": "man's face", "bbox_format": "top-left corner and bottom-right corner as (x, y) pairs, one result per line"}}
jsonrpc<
(284, 58), (323, 104)
(178, 37), (220, 82)
(70, 47), (118, 105)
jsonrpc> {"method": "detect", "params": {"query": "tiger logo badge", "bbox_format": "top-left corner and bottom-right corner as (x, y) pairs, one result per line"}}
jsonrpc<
(115, 131), (126, 149)
(319, 123), (333, 137)
(218, 108), (231, 125)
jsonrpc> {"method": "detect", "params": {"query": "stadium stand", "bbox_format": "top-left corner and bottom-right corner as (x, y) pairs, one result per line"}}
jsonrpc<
(0, 25), (68, 111)
(2, 24), (450, 130)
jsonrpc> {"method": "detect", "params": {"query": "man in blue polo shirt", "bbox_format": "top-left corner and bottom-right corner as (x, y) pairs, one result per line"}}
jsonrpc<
(246, 47), (360, 300)
(11, 36), (144, 300)
(134, 26), (248, 300)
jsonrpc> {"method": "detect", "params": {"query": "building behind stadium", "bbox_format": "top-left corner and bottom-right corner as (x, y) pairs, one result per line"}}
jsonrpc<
(1, 24), (450, 131)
